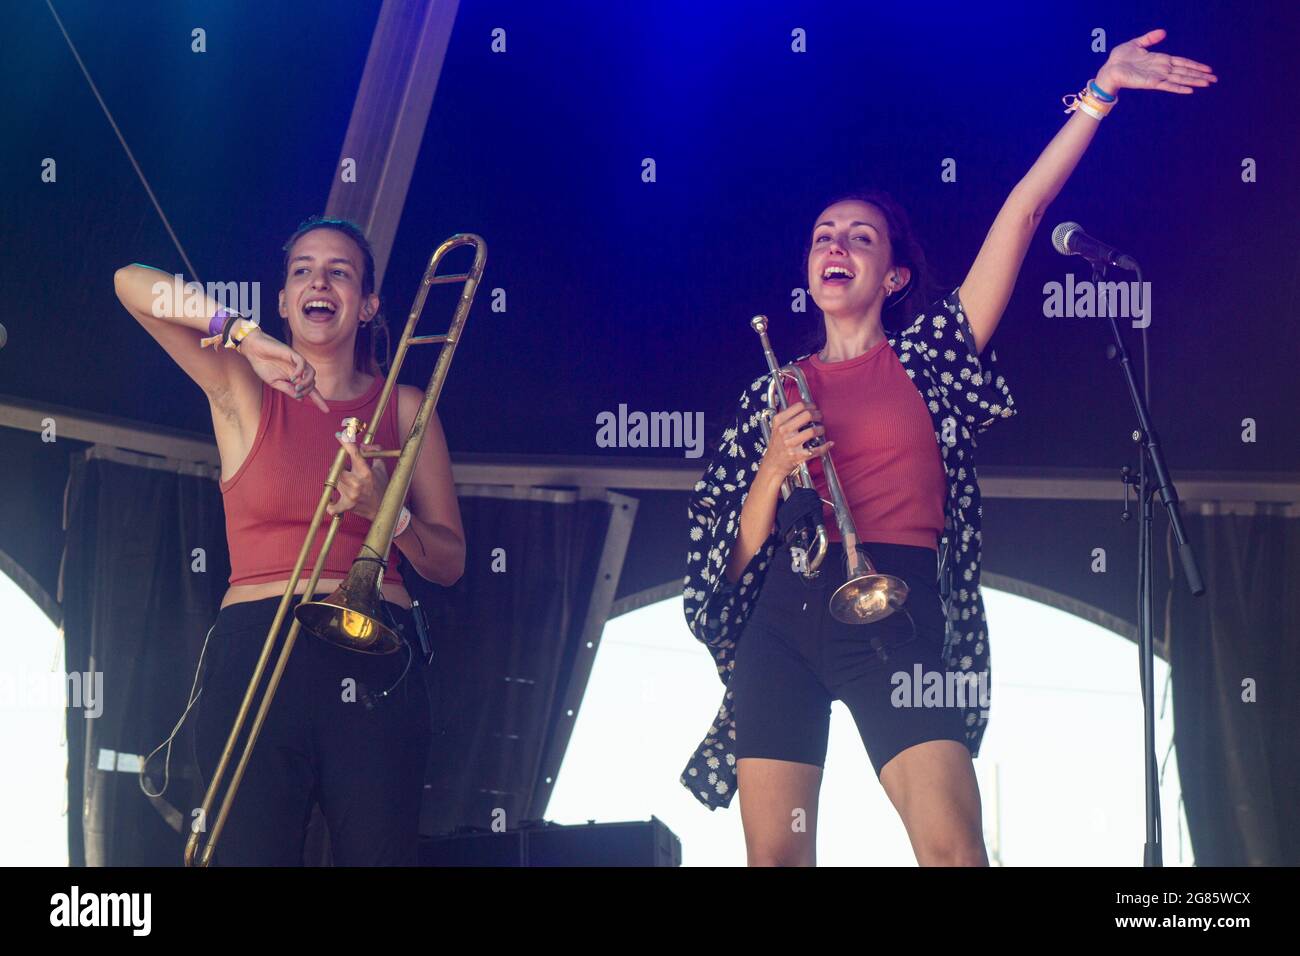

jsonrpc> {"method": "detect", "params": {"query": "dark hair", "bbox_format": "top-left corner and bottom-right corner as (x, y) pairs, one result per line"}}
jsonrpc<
(280, 216), (391, 376)
(799, 188), (941, 354)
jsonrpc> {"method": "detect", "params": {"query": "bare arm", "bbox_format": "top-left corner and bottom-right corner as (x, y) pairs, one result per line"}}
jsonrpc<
(330, 387), (466, 585)
(724, 400), (833, 584)
(959, 31), (1215, 353)
(394, 513), (466, 588)
(391, 387), (466, 586)
(724, 463), (785, 585)
(115, 264), (244, 401)
(115, 263), (327, 411)
(114, 263), (220, 332)
(957, 110), (1100, 356)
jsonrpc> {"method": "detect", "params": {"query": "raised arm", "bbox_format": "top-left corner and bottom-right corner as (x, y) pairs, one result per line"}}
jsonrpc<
(958, 28), (1216, 354)
(115, 263), (243, 397)
(115, 263), (329, 412)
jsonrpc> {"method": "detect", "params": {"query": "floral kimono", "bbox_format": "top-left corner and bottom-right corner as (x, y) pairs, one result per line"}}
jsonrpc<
(681, 286), (1017, 809)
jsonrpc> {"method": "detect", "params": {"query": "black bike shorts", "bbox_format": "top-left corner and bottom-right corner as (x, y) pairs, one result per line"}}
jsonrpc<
(729, 541), (969, 777)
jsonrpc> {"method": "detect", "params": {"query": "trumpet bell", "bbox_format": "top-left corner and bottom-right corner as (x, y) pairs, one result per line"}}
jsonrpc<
(294, 585), (403, 655)
(830, 573), (910, 625)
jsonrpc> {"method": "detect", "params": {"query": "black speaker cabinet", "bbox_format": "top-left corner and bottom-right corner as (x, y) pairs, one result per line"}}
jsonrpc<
(418, 816), (681, 866)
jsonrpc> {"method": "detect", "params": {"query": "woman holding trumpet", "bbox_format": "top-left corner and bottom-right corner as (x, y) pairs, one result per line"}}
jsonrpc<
(682, 30), (1215, 865)
(116, 216), (465, 864)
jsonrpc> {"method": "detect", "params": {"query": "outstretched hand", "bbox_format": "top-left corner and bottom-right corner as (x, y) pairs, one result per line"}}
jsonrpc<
(1099, 29), (1216, 95)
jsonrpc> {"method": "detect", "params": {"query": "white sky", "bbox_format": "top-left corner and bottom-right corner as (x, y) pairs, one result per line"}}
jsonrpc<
(0, 572), (70, 865)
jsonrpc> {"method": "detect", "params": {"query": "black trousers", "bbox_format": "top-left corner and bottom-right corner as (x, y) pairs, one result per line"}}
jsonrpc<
(193, 593), (431, 866)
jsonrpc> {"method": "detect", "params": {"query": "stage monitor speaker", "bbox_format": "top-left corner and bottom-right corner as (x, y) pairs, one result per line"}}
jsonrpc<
(418, 816), (681, 867)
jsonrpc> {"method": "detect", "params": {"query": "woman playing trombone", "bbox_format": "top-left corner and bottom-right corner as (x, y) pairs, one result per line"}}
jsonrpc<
(117, 216), (465, 864)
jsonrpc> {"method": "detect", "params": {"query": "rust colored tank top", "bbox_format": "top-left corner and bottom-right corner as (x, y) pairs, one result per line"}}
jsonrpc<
(782, 338), (946, 550)
(221, 373), (406, 586)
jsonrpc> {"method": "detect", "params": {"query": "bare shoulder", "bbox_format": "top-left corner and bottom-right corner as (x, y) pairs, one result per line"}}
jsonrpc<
(396, 383), (452, 464)
(395, 383), (437, 436)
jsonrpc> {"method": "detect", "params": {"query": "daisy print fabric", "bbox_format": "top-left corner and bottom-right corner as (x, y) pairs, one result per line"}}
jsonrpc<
(680, 286), (1017, 809)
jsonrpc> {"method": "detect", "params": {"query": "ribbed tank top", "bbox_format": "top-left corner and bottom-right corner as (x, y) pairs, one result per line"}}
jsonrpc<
(782, 338), (945, 550)
(220, 373), (406, 586)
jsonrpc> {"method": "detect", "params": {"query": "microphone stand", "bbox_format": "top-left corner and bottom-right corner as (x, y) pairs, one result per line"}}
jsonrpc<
(1097, 260), (1206, 867)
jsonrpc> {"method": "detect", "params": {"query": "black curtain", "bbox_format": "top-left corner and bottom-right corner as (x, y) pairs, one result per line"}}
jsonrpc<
(1167, 508), (1300, 865)
(61, 449), (227, 866)
(409, 488), (627, 835)
(60, 449), (627, 863)
(0, 425), (77, 625)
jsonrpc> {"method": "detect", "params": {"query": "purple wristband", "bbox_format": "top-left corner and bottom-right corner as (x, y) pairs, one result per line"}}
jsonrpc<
(208, 308), (230, 337)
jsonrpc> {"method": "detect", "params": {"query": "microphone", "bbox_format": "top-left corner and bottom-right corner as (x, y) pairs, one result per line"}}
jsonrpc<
(1052, 222), (1138, 271)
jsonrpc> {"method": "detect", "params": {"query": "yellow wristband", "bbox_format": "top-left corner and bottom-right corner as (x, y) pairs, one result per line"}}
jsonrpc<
(226, 318), (261, 349)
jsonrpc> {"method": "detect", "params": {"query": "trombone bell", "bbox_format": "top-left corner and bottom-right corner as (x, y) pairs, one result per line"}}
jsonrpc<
(295, 572), (403, 655)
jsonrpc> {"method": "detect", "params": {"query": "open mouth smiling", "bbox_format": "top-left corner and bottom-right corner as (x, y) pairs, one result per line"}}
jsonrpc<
(302, 298), (338, 321)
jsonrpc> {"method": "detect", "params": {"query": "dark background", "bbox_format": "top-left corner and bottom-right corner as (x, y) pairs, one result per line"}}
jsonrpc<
(5, 0), (1296, 472)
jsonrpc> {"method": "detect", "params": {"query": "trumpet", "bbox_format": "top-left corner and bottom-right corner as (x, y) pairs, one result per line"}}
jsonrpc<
(183, 234), (486, 867)
(750, 314), (908, 626)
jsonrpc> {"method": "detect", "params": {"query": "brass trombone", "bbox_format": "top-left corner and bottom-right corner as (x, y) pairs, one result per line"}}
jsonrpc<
(184, 233), (486, 867)
(750, 314), (908, 625)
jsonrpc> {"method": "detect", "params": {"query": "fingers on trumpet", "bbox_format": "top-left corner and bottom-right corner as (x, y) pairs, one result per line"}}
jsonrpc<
(776, 402), (827, 449)
(765, 402), (834, 474)
(774, 399), (820, 428)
